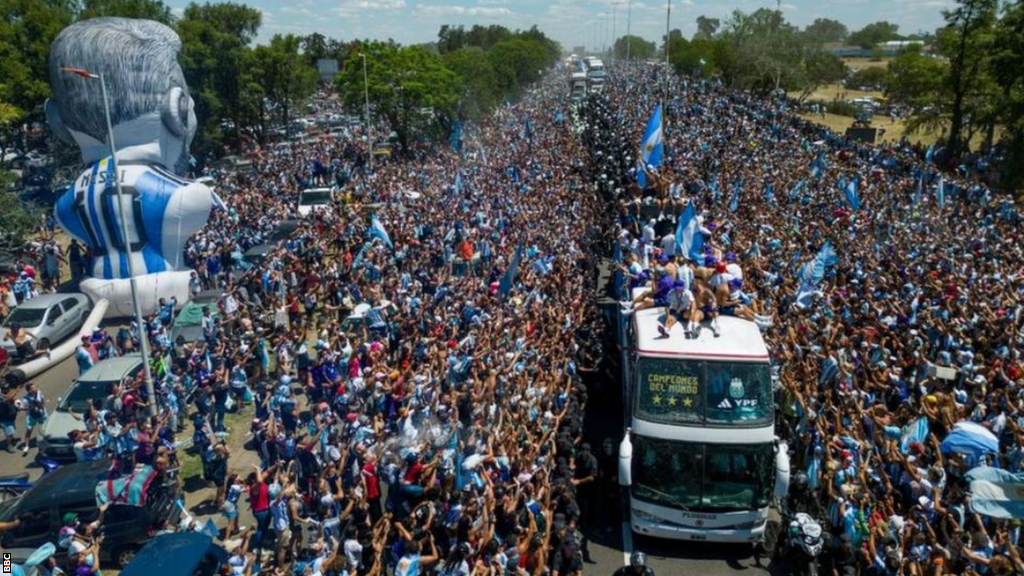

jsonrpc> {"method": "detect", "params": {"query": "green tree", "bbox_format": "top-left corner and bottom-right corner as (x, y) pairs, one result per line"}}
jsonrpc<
(719, 9), (806, 93)
(803, 18), (848, 45)
(443, 47), (498, 121)
(671, 37), (718, 77)
(301, 32), (329, 65)
(939, 0), (997, 162)
(487, 37), (550, 96)
(884, 45), (948, 106)
(847, 21), (901, 49)
(990, 0), (1024, 185)
(847, 66), (888, 90)
(336, 42), (461, 149)
(695, 16), (720, 40)
(0, 0), (75, 154)
(250, 34), (318, 137)
(797, 51), (848, 101)
(0, 169), (39, 249)
(613, 35), (655, 60)
(78, 0), (175, 24)
(177, 1), (262, 156)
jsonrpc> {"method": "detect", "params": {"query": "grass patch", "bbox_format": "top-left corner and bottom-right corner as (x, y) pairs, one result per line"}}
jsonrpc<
(177, 404), (253, 486)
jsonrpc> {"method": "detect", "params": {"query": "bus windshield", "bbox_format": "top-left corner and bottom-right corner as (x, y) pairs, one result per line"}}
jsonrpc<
(635, 357), (772, 425)
(632, 436), (774, 511)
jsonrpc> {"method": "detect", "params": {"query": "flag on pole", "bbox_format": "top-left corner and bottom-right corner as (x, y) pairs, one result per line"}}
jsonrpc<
(729, 179), (741, 213)
(453, 171), (462, 194)
(369, 213), (393, 250)
(674, 203), (704, 261)
(709, 173), (721, 201)
(498, 242), (524, 297)
(810, 150), (827, 180)
(843, 175), (861, 211)
(925, 143), (936, 164)
(450, 120), (462, 151)
(523, 116), (533, 142)
(789, 178), (805, 201)
(937, 175), (945, 208)
(636, 104), (664, 188)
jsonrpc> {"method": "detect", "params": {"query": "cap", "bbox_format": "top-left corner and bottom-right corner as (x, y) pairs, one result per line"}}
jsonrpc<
(63, 512), (78, 525)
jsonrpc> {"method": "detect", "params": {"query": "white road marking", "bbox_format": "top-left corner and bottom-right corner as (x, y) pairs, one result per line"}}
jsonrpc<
(622, 521), (634, 567)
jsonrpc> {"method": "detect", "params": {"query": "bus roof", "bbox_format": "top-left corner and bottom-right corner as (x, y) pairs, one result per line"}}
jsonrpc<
(632, 308), (769, 361)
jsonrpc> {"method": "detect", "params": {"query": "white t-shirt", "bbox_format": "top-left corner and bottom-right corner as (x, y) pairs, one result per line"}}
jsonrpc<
(660, 235), (676, 256)
(726, 263), (743, 281)
(344, 538), (364, 569)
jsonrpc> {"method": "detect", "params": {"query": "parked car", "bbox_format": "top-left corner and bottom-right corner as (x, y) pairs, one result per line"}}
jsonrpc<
(0, 293), (91, 358)
(0, 458), (180, 569)
(297, 187), (334, 217)
(119, 533), (228, 576)
(39, 354), (143, 461)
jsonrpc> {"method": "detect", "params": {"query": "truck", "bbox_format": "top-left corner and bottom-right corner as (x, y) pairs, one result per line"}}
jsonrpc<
(617, 296), (789, 543)
(585, 57), (606, 93)
(570, 71), (589, 101)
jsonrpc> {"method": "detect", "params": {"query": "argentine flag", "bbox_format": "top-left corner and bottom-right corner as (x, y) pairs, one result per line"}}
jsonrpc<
(369, 213), (393, 250)
(636, 104), (664, 188)
(937, 175), (946, 208)
(844, 175), (860, 211)
(674, 203), (704, 261)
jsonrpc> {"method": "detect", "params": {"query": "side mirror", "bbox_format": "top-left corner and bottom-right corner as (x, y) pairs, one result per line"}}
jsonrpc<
(774, 440), (791, 501)
(618, 428), (633, 487)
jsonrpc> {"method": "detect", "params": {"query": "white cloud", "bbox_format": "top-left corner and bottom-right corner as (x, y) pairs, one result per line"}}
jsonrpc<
(476, 0), (511, 4)
(414, 4), (513, 16)
(342, 0), (407, 9)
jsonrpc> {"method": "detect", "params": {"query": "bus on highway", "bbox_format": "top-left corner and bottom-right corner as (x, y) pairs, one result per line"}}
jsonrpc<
(617, 301), (789, 543)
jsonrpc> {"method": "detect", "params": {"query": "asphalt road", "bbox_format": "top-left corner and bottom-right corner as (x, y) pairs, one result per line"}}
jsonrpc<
(0, 348), (79, 477)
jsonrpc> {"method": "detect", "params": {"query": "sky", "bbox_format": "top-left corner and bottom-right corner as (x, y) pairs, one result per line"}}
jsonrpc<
(166, 0), (954, 50)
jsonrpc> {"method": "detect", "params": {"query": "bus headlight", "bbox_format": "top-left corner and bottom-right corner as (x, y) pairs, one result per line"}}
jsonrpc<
(633, 509), (662, 523)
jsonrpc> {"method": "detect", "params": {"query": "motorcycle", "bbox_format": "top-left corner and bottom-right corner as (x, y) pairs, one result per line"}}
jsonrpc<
(775, 512), (824, 576)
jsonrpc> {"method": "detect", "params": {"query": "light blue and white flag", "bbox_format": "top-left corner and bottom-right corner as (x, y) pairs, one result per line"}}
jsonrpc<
(729, 179), (741, 213)
(789, 178), (805, 201)
(369, 213), (393, 250)
(636, 104), (664, 188)
(967, 467), (1024, 520)
(709, 173), (721, 201)
(937, 175), (946, 208)
(844, 175), (860, 211)
(925, 143), (936, 164)
(674, 203), (704, 261)
(764, 182), (775, 204)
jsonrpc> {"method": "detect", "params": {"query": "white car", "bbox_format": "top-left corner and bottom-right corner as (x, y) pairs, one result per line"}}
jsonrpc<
(297, 187), (334, 217)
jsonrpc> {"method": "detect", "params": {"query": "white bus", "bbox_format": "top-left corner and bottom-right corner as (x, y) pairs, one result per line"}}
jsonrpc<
(617, 303), (789, 543)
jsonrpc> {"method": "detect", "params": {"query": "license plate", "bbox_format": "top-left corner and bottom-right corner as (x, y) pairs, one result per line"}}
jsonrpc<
(689, 534), (707, 541)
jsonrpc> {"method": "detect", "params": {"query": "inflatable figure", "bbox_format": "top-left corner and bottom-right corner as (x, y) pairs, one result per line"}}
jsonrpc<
(46, 18), (212, 317)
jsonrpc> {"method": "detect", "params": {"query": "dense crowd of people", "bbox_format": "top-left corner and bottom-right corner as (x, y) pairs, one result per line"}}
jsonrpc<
(599, 63), (1024, 576)
(3, 57), (1024, 576)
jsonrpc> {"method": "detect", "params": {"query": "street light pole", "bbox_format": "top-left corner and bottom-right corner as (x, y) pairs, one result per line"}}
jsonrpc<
(665, 0), (672, 66)
(626, 0), (633, 61)
(61, 67), (156, 418)
(360, 53), (373, 172)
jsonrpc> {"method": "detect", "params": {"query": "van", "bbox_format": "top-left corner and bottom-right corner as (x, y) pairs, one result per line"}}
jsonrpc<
(0, 459), (180, 568)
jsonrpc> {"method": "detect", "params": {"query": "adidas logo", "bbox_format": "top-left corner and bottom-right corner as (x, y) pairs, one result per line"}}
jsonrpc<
(717, 398), (732, 409)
